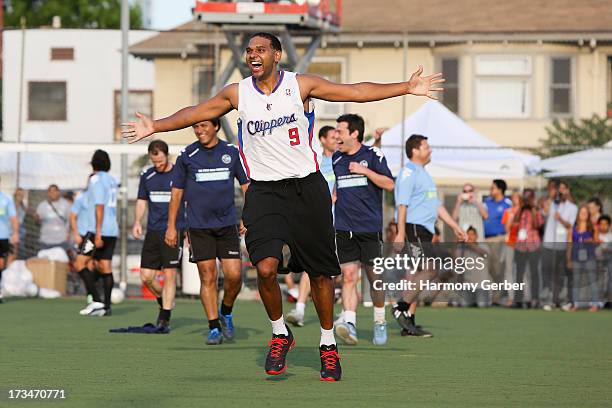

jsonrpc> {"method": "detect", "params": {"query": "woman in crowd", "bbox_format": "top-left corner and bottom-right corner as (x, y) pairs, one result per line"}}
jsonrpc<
(567, 205), (600, 312)
(501, 191), (522, 307)
(511, 189), (544, 308)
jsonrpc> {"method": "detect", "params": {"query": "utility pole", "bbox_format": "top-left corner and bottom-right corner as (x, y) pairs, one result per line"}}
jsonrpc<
(119, 0), (129, 290)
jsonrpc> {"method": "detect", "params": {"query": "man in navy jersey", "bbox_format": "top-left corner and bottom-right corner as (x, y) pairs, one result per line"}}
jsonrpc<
(123, 32), (444, 381)
(166, 118), (249, 345)
(332, 114), (394, 346)
(133, 140), (185, 329)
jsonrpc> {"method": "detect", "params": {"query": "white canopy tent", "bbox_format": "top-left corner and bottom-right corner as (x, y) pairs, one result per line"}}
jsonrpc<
(377, 101), (540, 180)
(538, 141), (612, 178)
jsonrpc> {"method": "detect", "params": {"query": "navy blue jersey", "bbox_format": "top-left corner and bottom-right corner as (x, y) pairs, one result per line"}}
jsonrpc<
(174, 140), (249, 229)
(137, 165), (185, 231)
(333, 144), (392, 233)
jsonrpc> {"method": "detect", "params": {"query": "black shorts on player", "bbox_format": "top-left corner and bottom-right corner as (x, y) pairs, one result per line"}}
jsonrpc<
(141, 230), (183, 269)
(0, 239), (13, 258)
(335, 231), (382, 266)
(242, 171), (340, 278)
(187, 226), (240, 262)
(404, 223), (433, 259)
(77, 232), (117, 260)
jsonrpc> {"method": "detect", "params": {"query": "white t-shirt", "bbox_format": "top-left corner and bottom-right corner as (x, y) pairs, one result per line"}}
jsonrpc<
(543, 200), (577, 250)
(36, 198), (70, 245)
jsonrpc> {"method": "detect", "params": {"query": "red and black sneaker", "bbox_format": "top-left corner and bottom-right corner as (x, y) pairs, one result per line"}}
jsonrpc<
(265, 325), (295, 375)
(319, 344), (341, 381)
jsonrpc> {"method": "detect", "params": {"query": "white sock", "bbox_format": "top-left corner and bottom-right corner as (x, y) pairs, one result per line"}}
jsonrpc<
(344, 310), (357, 326)
(295, 302), (305, 315)
(320, 327), (336, 346)
(270, 316), (288, 335)
(374, 306), (386, 323)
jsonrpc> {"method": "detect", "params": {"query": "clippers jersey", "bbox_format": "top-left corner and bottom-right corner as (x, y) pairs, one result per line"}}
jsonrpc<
(237, 71), (320, 181)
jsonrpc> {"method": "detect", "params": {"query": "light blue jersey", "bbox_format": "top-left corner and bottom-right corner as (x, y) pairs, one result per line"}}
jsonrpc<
(320, 154), (335, 195)
(0, 192), (17, 239)
(70, 192), (90, 236)
(86, 172), (119, 237)
(394, 161), (440, 234)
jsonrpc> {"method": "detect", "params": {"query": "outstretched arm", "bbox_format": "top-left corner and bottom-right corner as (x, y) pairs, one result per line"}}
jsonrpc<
(122, 84), (238, 144)
(298, 65), (444, 103)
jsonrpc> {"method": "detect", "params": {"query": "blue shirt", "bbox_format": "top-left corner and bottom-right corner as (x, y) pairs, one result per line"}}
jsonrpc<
(0, 192), (17, 239)
(320, 154), (336, 195)
(174, 141), (249, 229)
(86, 171), (119, 237)
(333, 145), (392, 233)
(137, 165), (186, 231)
(483, 196), (512, 238)
(395, 161), (440, 234)
(70, 193), (90, 236)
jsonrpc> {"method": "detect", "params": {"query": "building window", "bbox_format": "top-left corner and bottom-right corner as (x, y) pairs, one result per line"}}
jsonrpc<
(28, 81), (67, 121)
(306, 58), (345, 119)
(114, 90), (153, 140)
(550, 58), (572, 116)
(51, 47), (74, 61)
(440, 58), (459, 113)
(474, 55), (532, 119)
(193, 64), (215, 104)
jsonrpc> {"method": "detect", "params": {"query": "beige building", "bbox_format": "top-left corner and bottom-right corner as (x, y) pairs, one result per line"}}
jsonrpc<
(130, 0), (612, 151)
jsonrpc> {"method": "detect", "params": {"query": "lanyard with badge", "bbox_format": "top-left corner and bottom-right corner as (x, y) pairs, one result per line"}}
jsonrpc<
(577, 234), (589, 262)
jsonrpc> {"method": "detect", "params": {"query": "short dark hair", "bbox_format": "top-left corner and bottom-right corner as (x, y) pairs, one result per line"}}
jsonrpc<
(493, 179), (507, 195)
(91, 149), (111, 172)
(318, 125), (335, 140)
(559, 180), (569, 189)
(405, 134), (428, 159)
(337, 114), (365, 142)
(548, 179), (560, 189)
(48, 184), (59, 191)
(598, 214), (611, 224)
(249, 32), (282, 52)
(148, 140), (169, 156)
(467, 226), (478, 235)
(587, 197), (603, 211)
(209, 118), (221, 130)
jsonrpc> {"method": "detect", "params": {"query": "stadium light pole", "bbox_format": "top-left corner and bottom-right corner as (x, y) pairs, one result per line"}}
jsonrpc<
(400, 34), (408, 168)
(119, 0), (129, 291)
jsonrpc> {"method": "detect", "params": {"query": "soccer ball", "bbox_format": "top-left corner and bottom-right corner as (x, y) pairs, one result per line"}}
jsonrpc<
(111, 288), (125, 304)
(25, 282), (39, 297)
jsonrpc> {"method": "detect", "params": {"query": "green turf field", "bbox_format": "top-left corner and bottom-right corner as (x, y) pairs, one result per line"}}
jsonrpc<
(1, 298), (611, 408)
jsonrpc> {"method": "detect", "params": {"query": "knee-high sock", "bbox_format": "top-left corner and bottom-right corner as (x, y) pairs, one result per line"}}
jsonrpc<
(78, 268), (101, 302)
(101, 273), (114, 309)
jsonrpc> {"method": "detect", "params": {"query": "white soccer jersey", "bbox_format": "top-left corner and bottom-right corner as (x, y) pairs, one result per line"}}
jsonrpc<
(237, 70), (321, 181)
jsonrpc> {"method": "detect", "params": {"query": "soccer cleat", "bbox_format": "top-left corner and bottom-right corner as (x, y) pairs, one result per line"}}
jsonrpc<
(333, 313), (345, 327)
(103, 308), (112, 317)
(79, 301), (105, 316)
(157, 319), (170, 331)
(89, 308), (107, 317)
(206, 328), (224, 345)
(286, 309), (304, 327)
(392, 305), (413, 332)
(335, 322), (358, 345)
(372, 321), (387, 345)
(265, 325), (294, 375)
(319, 344), (342, 381)
(400, 324), (434, 338)
(219, 311), (235, 340)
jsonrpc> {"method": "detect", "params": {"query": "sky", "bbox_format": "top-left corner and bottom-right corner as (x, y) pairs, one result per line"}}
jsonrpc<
(147, 0), (196, 30)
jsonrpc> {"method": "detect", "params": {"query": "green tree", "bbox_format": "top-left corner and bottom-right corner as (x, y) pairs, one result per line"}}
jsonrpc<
(538, 115), (612, 203)
(5, 0), (142, 29)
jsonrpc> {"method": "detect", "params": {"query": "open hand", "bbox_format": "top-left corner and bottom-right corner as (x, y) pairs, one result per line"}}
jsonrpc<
(407, 65), (445, 100)
(122, 112), (155, 144)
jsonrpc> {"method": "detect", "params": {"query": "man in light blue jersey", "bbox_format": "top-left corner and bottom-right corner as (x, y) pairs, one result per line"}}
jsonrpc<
(286, 126), (337, 328)
(393, 135), (466, 337)
(0, 176), (19, 303)
(75, 150), (119, 317)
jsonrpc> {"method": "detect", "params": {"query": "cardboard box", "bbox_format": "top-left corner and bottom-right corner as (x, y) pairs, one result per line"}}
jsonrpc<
(26, 258), (68, 295)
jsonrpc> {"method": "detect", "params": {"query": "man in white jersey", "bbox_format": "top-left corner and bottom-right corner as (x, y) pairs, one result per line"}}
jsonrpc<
(123, 32), (444, 382)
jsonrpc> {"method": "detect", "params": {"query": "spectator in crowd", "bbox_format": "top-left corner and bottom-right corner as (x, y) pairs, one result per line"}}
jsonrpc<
(452, 183), (487, 240)
(595, 215), (612, 308)
(567, 205), (599, 312)
(511, 189), (544, 308)
(501, 190), (522, 307)
(541, 180), (577, 310)
(35, 184), (71, 251)
(587, 197), (603, 227)
(483, 179), (512, 305)
(10, 188), (27, 261)
(461, 226), (490, 308)
(0, 177), (19, 303)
